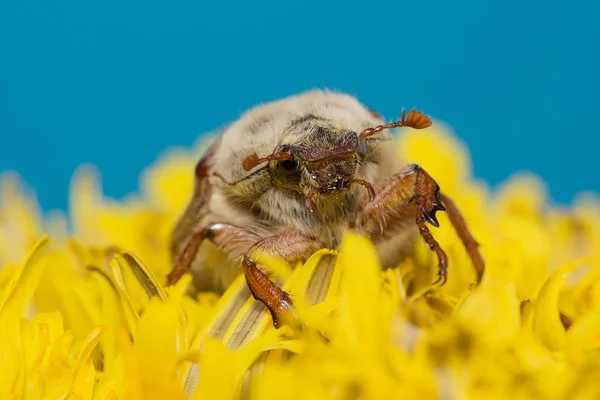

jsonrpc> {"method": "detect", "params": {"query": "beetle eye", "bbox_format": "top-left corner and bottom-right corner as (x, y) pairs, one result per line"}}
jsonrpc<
(275, 159), (301, 185)
(280, 160), (297, 170)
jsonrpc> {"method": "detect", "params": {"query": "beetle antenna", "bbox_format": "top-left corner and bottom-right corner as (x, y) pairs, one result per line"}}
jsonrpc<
(242, 151), (294, 171)
(358, 109), (432, 140)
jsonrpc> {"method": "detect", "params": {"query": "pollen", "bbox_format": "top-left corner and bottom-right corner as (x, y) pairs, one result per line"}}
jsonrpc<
(1, 127), (600, 399)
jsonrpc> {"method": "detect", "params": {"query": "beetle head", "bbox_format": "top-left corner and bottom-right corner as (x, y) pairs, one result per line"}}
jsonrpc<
(243, 123), (372, 212)
(241, 109), (431, 212)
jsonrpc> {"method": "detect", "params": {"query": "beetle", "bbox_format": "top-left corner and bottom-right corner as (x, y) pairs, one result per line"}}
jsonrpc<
(167, 90), (485, 327)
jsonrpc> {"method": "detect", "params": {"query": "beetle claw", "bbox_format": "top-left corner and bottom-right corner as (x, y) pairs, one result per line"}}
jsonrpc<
(425, 211), (439, 227)
(425, 200), (446, 227)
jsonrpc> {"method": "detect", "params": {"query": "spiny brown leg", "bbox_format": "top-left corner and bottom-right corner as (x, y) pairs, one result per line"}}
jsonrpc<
(242, 230), (320, 327)
(439, 193), (486, 282)
(167, 227), (208, 285)
(243, 230), (319, 328)
(412, 168), (448, 285)
(414, 196), (449, 285)
(242, 255), (294, 329)
(167, 223), (318, 328)
(170, 139), (221, 261)
(167, 222), (260, 285)
(354, 164), (449, 284)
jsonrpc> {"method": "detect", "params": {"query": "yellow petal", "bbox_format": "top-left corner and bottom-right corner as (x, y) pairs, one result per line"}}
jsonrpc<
(192, 329), (288, 400)
(71, 326), (105, 394)
(45, 332), (74, 399)
(0, 173), (43, 265)
(335, 233), (383, 352)
(0, 284), (26, 398)
(396, 123), (470, 193)
(567, 307), (600, 352)
(140, 144), (206, 214)
(183, 275), (253, 393)
(110, 259), (140, 337)
(69, 360), (96, 400)
(533, 270), (570, 351)
(116, 252), (167, 301)
(455, 261), (520, 344)
(0, 235), (49, 311)
(135, 297), (185, 399)
(22, 321), (49, 399)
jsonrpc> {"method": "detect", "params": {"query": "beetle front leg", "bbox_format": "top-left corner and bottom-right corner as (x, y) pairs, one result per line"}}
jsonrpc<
(242, 230), (320, 328)
(242, 255), (294, 329)
(354, 164), (484, 284)
(439, 193), (485, 281)
(167, 223), (318, 328)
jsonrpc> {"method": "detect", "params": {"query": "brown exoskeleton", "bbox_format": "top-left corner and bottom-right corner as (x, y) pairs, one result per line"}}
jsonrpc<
(167, 91), (485, 328)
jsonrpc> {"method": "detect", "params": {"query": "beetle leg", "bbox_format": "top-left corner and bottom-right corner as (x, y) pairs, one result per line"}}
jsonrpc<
(242, 255), (294, 329)
(243, 230), (320, 327)
(354, 164), (484, 284)
(439, 193), (485, 281)
(167, 223), (260, 285)
(167, 224), (318, 328)
(170, 139), (221, 261)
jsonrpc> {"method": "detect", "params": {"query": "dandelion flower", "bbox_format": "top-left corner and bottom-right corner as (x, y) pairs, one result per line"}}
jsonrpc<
(1, 125), (600, 399)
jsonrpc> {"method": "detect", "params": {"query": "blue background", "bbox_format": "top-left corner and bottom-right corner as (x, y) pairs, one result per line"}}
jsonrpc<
(1, 1), (598, 211)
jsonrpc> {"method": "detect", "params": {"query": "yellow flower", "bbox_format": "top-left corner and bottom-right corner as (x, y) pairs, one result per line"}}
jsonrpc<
(1, 125), (600, 399)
